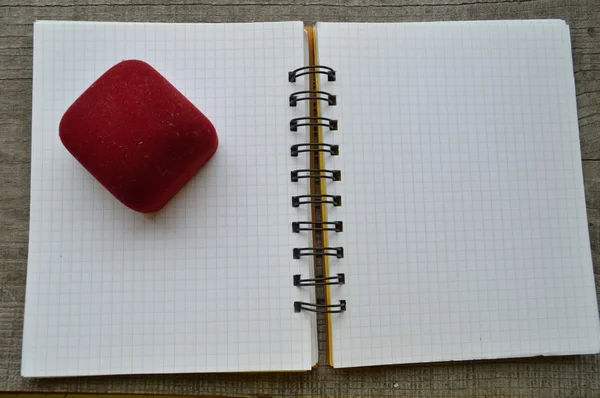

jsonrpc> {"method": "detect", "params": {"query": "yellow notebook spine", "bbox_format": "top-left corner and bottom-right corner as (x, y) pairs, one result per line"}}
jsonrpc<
(289, 25), (345, 367)
(310, 26), (333, 367)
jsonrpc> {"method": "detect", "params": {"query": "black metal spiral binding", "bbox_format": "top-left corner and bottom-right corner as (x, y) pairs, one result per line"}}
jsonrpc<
(289, 90), (337, 107)
(291, 169), (341, 182)
(292, 221), (343, 233)
(293, 247), (344, 259)
(291, 143), (339, 157)
(292, 194), (341, 208)
(294, 273), (345, 287)
(289, 64), (345, 315)
(288, 66), (336, 83)
(290, 117), (338, 132)
(294, 300), (346, 313)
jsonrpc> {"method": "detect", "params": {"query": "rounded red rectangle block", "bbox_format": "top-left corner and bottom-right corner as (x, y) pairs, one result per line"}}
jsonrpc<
(59, 60), (218, 213)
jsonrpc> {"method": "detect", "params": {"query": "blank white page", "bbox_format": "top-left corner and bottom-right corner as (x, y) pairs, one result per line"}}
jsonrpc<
(317, 20), (600, 367)
(23, 21), (315, 376)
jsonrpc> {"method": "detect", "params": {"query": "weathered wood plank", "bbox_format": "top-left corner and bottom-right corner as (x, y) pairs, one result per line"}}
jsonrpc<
(1, 1), (600, 395)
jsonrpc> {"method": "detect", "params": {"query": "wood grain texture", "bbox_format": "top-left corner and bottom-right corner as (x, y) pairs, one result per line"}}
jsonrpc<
(1, 0), (600, 396)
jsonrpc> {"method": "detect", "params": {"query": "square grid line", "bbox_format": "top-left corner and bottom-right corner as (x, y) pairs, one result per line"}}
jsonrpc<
(317, 20), (600, 368)
(23, 21), (315, 377)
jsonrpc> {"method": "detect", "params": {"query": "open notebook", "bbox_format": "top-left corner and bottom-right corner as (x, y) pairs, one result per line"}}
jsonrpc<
(23, 20), (600, 377)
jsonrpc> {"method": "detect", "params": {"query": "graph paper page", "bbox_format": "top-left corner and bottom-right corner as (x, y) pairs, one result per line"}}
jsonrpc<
(23, 21), (315, 376)
(317, 20), (600, 367)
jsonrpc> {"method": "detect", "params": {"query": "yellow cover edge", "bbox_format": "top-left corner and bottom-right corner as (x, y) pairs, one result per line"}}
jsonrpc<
(305, 25), (320, 370)
(306, 25), (335, 367)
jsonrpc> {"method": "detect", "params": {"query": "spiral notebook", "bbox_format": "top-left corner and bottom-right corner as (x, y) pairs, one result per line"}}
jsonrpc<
(23, 20), (600, 377)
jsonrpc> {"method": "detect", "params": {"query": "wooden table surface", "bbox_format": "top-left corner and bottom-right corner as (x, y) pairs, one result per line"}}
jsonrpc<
(2, 0), (600, 396)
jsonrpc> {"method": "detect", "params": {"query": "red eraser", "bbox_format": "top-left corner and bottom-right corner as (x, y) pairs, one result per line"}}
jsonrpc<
(59, 60), (218, 213)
